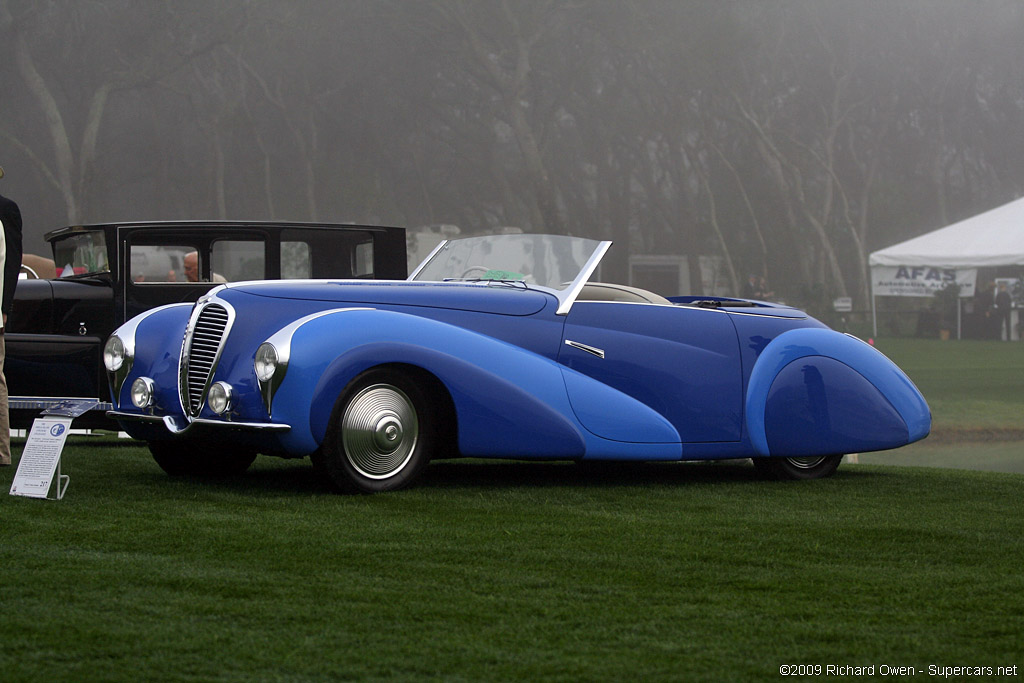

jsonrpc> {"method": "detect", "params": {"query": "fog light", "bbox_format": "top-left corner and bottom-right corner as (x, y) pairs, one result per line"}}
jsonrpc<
(254, 342), (278, 382)
(131, 377), (155, 408)
(208, 381), (234, 414)
(104, 336), (126, 372)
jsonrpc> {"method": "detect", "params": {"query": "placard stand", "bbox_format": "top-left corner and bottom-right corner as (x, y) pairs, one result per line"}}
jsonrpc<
(9, 400), (99, 501)
(53, 455), (70, 500)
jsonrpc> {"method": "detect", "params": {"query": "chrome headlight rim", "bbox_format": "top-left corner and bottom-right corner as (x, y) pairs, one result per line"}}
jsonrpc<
(254, 342), (279, 382)
(256, 340), (290, 418)
(104, 335), (126, 372)
(207, 381), (235, 415)
(106, 333), (136, 406)
(130, 377), (155, 409)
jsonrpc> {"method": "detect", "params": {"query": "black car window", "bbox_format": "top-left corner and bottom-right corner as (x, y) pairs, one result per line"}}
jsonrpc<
(280, 228), (375, 279)
(282, 240), (312, 279)
(211, 239), (266, 282)
(130, 245), (196, 283)
(53, 230), (110, 277)
(353, 241), (373, 277)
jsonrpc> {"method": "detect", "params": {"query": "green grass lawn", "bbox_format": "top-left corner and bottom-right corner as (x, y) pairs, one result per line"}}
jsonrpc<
(2, 439), (1023, 681)
(872, 338), (1024, 434)
(3, 338), (1022, 680)
(858, 440), (1024, 473)
(857, 338), (1024, 474)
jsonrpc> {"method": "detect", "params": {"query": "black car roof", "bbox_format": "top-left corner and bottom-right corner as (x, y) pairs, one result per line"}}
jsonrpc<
(44, 221), (404, 242)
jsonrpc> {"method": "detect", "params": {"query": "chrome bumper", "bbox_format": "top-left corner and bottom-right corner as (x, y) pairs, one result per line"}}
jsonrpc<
(107, 411), (291, 435)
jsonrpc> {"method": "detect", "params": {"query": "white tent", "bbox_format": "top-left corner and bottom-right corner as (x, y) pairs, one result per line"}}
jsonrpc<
(870, 195), (1024, 268)
(869, 196), (1024, 338)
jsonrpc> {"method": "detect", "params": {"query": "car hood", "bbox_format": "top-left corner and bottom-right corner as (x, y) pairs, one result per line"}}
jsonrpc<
(220, 279), (552, 316)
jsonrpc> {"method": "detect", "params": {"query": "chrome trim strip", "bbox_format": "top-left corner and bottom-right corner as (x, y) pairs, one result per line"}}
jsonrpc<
(571, 299), (687, 310)
(570, 298), (806, 319)
(258, 307), (374, 416)
(407, 239), (450, 280)
(107, 410), (291, 433)
(718, 309), (807, 320)
(556, 240), (613, 316)
(564, 340), (606, 359)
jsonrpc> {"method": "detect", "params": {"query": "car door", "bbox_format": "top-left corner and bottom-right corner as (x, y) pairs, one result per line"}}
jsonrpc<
(6, 277), (114, 405)
(558, 301), (743, 443)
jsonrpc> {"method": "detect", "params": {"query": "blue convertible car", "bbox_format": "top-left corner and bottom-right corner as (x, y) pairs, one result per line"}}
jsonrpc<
(106, 233), (930, 492)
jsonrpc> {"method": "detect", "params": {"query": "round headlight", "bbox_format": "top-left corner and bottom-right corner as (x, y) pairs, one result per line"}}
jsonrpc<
(254, 342), (278, 382)
(131, 377), (155, 408)
(104, 336), (126, 372)
(208, 381), (234, 415)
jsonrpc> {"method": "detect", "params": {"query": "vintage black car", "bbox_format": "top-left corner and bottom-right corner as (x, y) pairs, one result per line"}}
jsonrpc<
(6, 221), (406, 428)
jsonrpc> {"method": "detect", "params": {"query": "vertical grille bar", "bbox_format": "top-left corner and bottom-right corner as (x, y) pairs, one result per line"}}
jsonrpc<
(182, 302), (230, 416)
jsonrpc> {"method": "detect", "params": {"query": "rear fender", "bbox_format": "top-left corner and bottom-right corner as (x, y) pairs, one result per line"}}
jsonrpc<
(745, 329), (930, 457)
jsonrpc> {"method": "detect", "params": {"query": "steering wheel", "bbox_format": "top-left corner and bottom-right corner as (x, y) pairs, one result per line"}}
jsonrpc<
(460, 265), (491, 278)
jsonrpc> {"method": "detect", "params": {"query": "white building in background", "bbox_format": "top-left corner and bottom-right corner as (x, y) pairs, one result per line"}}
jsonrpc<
(628, 254), (729, 298)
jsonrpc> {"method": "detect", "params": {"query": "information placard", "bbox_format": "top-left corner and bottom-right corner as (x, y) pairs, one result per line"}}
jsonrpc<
(9, 418), (73, 499)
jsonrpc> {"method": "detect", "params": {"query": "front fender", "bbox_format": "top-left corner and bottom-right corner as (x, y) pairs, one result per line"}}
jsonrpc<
(267, 309), (587, 457)
(108, 303), (193, 410)
(267, 308), (680, 460)
(745, 329), (930, 457)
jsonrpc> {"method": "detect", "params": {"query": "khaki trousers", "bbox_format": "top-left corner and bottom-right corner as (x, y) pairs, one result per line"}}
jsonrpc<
(0, 332), (10, 464)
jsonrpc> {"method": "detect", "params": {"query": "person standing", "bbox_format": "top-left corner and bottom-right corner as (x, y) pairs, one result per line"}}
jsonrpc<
(994, 282), (1013, 341)
(0, 166), (24, 466)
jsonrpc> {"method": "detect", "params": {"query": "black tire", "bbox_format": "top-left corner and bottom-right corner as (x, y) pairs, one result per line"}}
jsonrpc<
(321, 367), (438, 493)
(309, 446), (330, 480)
(752, 455), (843, 481)
(149, 442), (257, 476)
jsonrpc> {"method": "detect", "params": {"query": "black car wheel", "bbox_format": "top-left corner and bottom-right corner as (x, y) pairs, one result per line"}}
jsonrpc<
(149, 442), (257, 476)
(753, 454), (843, 480)
(322, 368), (437, 493)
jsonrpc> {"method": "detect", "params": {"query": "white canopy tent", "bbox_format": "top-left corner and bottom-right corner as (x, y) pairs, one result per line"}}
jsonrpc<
(871, 196), (1024, 268)
(869, 196), (1024, 338)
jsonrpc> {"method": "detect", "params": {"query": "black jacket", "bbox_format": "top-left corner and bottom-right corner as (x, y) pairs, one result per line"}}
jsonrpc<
(0, 193), (23, 318)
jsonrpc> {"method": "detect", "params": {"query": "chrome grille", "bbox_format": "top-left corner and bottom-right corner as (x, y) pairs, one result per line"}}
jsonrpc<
(184, 303), (230, 415)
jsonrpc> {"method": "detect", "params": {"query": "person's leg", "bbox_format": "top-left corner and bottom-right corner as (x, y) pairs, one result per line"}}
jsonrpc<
(0, 335), (10, 465)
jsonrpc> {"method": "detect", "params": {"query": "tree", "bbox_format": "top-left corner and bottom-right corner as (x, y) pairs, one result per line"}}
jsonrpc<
(0, 0), (242, 223)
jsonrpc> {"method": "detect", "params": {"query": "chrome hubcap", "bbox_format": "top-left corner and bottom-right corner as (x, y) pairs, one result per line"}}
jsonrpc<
(341, 384), (418, 479)
(373, 417), (403, 452)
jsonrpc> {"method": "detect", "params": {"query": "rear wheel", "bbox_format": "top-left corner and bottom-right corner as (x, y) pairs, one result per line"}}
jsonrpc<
(149, 442), (257, 476)
(321, 368), (437, 493)
(753, 455), (843, 480)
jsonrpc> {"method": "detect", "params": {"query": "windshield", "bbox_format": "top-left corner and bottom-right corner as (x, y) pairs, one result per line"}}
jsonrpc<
(53, 230), (109, 277)
(410, 233), (605, 291)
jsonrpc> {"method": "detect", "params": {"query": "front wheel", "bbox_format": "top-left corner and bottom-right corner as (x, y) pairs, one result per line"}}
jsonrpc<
(149, 442), (257, 476)
(321, 368), (436, 493)
(753, 455), (843, 481)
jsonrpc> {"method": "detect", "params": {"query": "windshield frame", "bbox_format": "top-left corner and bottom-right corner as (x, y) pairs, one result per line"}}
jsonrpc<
(408, 233), (612, 316)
